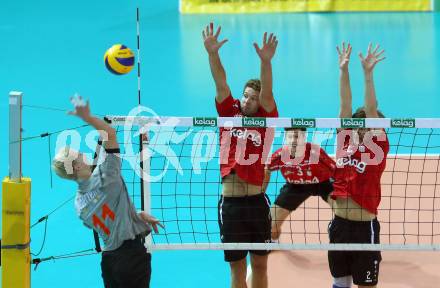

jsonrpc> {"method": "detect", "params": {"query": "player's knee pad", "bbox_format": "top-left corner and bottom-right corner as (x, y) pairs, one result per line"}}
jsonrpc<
(332, 276), (352, 288)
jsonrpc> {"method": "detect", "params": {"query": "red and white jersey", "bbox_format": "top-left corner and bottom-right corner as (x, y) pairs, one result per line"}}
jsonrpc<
(267, 143), (336, 184)
(216, 94), (278, 186)
(332, 130), (390, 214)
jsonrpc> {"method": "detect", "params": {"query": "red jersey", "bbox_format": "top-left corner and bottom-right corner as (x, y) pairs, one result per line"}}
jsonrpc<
(216, 94), (278, 186)
(332, 130), (389, 214)
(267, 143), (336, 184)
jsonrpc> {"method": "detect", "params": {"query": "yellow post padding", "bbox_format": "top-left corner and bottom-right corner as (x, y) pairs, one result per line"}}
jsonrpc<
(2, 177), (31, 288)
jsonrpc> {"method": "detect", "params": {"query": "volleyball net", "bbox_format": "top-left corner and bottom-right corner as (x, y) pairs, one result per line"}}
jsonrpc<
(106, 115), (440, 251)
(180, 0), (435, 14)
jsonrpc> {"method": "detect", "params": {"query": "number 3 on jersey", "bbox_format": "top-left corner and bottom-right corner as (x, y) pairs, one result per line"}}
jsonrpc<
(92, 203), (115, 236)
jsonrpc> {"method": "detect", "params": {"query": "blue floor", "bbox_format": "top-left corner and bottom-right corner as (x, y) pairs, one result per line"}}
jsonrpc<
(1, 0), (440, 287)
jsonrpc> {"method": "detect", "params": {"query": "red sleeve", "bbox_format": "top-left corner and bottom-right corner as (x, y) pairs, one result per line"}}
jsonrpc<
(319, 148), (336, 173)
(267, 148), (283, 171)
(215, 94), (237, 117)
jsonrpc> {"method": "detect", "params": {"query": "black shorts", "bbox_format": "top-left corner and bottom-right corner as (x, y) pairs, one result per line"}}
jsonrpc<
(328, 216), (382, 286)
(218, 193), (272, 262)
(101, 234), (151, 288)
(274, 180), (333, 211)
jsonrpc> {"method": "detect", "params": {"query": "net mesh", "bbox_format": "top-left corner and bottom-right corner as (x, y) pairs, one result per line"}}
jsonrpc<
(111, 117), (440, 250)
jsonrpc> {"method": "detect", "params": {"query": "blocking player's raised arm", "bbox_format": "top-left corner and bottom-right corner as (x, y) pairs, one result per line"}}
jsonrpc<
(253, 32), (278, 113)
(202, 22), (231, 103)
(336, 42), (353, 118)
(359, 43), (386, 118)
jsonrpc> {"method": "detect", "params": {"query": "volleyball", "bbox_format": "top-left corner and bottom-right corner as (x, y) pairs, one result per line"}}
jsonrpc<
(104, 44), (135, 75)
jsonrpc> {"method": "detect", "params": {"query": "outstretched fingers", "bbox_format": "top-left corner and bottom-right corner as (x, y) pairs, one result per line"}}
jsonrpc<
(214, 25), (222, 39)
(336, 45), (342, 56)
(219, 38), (228, 48)
(376, 56), (386, 63)
(205, 24), (210, 37)
(337, 41), (351, 56)
(270, 35), (277, 46)
(346, 43), (352, 57)
(253, 42), (260, 52)
(372, 44), (380, 54)
(376, 48), (385, 58)
(267, 33), (273, 44)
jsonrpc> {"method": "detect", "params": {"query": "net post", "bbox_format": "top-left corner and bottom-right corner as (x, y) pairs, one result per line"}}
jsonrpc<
(141, 133), (153, 251)
(2, 91), (31, 288)
(9, 91), (22, 182)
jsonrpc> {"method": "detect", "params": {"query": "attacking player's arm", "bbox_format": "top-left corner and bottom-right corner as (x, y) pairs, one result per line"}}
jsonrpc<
(254, 32), (278, 113)
(336, 42), (353, 119)
(68, 95), (118, 150)
(359, 43), (386, 118)
(202, 22), (230, 103)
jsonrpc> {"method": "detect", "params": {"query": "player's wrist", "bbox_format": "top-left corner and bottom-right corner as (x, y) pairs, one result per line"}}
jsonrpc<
(363, 71), (373, 81)
(81, 114), (93, 122)
(208, 50), (219, 57)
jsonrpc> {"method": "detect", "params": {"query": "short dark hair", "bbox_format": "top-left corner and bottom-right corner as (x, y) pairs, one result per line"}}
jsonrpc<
(285, 127), (307, 132)
(352, 107), (385, 118)
(243, 79), (261, 93)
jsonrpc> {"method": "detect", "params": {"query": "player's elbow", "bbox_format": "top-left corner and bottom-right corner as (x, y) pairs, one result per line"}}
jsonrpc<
(216, 85), (230, 96)
(259, 96), (276, 113)
(339, 106), (352, 118)
(363, 107), (378, 118)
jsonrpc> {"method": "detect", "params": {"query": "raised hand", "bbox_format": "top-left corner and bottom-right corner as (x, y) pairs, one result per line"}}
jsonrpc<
(359, 43), (386, 73)
(202, 22), (228, 55)
(68, 94), (90, 120)
(336, 42), (352, 71)
(253, 32), (278, 62)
